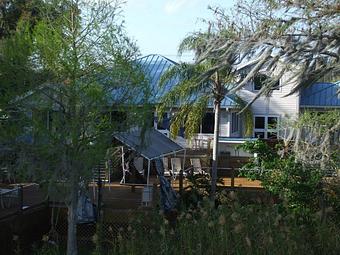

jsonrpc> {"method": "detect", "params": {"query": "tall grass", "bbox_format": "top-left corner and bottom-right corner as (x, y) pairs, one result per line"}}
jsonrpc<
(109, 193), (340, 255)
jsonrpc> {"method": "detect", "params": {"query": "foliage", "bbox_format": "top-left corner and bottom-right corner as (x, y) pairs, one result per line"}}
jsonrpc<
(280, 110), (340, 173)
(190, 0), (340, 105)
(0, 0), (46, 39)
(237, 140), (278, 175)
(237, 139), (340, 218)
(1, 1), (150, 254)
(234, 97), (253, 137)
(157, 28), (246, 199)
(33, 243), (60, 255)
(181, 173), (224, 208)
(108, 193), (340, 255)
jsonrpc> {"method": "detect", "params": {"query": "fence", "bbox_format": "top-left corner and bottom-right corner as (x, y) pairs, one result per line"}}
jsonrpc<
(53, 207), (149, 248)
(0, 186), (23, 211)
(0, 202), (50, 255)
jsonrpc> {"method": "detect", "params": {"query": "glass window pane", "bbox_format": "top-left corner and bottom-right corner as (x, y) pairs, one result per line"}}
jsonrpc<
(202, 112), (214, 133)
(268, 117), (278, 129)
(231, 112), (239, 133)
(157, 113), (169, 130)
(253, 74), (267, 90)
(255, 117), (265, 129)
(254, 132), (265, 138)
(267, 132), (278, 139)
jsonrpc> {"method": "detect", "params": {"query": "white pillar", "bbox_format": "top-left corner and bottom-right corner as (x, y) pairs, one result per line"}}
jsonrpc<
(182, 149), (186, 170)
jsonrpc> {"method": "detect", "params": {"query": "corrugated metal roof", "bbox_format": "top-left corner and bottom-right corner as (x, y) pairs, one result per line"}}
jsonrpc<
(113, 128), (184, 160)
(138, 54), (238, 108)
(300, 82), (340, 108)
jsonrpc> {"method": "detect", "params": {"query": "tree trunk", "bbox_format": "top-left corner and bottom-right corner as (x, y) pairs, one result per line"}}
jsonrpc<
(67, 178), (78, 255)
(211, 100), (221, 200)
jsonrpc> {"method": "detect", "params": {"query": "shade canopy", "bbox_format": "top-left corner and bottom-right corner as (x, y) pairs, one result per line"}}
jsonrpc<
(113, 128), (184, 160)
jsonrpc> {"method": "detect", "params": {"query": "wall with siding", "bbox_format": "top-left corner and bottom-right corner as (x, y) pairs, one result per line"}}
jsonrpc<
(238, 71), (300, 119)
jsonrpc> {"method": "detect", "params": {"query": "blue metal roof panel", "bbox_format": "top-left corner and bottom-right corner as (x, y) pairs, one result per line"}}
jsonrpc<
(138, 54), (238, 108)
(300, 82), (340, 108)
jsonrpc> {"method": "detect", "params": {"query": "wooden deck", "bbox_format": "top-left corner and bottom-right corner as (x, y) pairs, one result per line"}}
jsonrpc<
(89, 177), (262, 210)
(0, 183), (47, 220)
(89, 183), (146, 210)
(0, 177), (262, 217)
(171, 177), (262, 190)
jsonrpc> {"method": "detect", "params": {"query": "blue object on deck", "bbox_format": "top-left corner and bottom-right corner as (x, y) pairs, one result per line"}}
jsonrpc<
(76, 194), (96, 224)
(300, 82), (340, 108)
(155, 158), (178, 212)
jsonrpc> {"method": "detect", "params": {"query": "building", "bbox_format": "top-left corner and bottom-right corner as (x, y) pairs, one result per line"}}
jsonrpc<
(138, 54), (340, 156)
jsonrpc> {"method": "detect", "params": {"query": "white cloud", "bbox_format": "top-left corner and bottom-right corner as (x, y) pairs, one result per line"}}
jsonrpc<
(164, 0), (198, 14)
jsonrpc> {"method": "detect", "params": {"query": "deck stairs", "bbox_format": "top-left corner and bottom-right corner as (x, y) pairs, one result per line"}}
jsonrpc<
(92, 147), (123, 183)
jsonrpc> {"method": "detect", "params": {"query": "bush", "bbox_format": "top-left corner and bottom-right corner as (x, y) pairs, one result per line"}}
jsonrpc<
(237, 140), (334, 218)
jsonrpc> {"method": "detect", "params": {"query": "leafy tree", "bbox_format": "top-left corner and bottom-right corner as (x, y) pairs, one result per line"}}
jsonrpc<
(239, 110), (340, 218)
(157, 29), (254, 200)
(280, 110), (340, 174)
(4, 1), (149, 254)
(195, 0), (339, 101)
(0, 0), (45, 38)
(239, 140), (323, 217)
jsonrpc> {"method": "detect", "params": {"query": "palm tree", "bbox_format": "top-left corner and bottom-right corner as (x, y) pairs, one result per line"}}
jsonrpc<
(157, 30), (240, 200)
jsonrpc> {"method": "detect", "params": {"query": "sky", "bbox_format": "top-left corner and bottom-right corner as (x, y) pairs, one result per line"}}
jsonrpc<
(124, 0), (234, 62)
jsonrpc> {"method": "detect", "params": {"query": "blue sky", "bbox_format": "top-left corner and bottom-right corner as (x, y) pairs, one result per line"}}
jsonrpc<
(124, 0), (234, 62)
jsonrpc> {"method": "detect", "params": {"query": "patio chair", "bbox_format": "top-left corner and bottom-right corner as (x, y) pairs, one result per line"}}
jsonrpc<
(171, 157), (184, 180)
(190, 158), (209, 175)
(162, 157), (171, 177)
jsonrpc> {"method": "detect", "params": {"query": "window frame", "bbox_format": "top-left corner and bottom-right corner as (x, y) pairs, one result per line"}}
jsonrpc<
(231, 112), (239, 134)
(253, 115), (279, 139)
(252, 74), (281, 92)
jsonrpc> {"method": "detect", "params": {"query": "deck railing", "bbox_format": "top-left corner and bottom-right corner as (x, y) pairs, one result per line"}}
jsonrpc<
(0, 186), (22, 210)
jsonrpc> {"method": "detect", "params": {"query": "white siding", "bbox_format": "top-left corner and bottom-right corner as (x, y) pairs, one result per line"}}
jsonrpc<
(238, 71), (300, 119)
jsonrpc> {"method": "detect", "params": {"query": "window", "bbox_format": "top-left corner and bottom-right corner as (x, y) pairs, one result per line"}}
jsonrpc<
(255, 116), (265, 129)
(156, 113), (169, 130)
(268, 116), (278, 129)
(201, 112), (214, 134)
(254, 115), (279, 139)
(253, 74), (280, 91)
(231, 112), (239, 133)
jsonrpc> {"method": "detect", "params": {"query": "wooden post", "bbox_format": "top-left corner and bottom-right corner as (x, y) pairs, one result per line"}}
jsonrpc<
(19, 185), (23, 212)
(231, 168), (235, 188)
(97, 167), (102, 220)
(179, 170), (183, 196)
